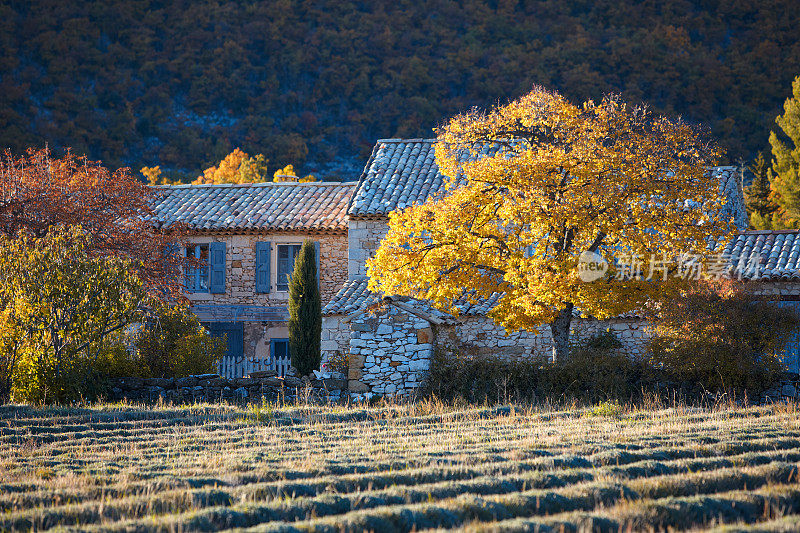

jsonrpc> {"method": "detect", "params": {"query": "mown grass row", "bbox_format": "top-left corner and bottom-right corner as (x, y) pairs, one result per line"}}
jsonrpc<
(4, 444), (800, 523)
(22, 461), (796, 532)
(2, 402), (799, 532)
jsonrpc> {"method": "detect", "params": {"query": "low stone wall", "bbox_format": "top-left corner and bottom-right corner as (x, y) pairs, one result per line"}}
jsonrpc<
(107, 371), (348, 404)
(348, 304), (433, 397)
(448, 316), (650, 359)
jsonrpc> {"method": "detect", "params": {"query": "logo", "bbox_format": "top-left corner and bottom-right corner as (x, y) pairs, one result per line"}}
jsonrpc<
(577, 250), (608, 282)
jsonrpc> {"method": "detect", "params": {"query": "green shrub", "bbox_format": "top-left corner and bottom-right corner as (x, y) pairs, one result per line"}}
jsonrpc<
(1, 226), (147, 404)
(542, 331), (653, 402)
(586, 399), (624, 417)
(96, 303), (225, 379)
(423, 330), (649, 404)
(323, 351), (349, 375)
(647, 283), (798, 396)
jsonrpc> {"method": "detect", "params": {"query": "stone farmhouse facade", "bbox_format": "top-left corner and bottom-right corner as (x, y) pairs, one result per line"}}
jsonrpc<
(154, 139), (800, 394)
(151, 181), (353, 378)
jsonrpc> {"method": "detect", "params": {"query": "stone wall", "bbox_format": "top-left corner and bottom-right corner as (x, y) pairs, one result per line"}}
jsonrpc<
(347, 219), (389, 277)
(107, 371), (348, 404)
(184, 232), (348, 376)
(748, 281), (800, 298)
(347, 303), (433, 397)
(321, 315), (351, 364)
(340, 306), (654, 397)
(447, 317), (651, 359)
(186, 232), (348, 307)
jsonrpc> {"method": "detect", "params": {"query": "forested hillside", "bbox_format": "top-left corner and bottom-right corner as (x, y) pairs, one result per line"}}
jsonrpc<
(1, 0), (798, 181)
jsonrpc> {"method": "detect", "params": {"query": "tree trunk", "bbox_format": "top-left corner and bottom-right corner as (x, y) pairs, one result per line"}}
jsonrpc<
(549, 304), (574, 362)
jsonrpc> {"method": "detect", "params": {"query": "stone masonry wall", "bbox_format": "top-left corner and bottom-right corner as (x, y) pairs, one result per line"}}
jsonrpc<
(449, 317), (651, 359)
(348, 304), (433, 397)
(185, 232), (347, 375)
(347, 219), (389, 277)
(748, 281), (800, 298)
(321, 315), (351, 365)
(186, 232), (348, 307)
(342, 309), (651, 397)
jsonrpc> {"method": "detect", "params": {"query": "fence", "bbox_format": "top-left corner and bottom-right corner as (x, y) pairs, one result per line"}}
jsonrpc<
(218, 355), (292, 379)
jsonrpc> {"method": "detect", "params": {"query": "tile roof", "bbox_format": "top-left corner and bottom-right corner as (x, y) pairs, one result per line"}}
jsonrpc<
(325, 231), (800, 317)
(151, 181), (355, 234)
(321, 277), (535, 318)
(348, 139), (748, 230)
(323, 277), (643, 319)
(347, 139), (444, 218)
(713, 166), (748, 230)
(322, 277), (377, 315)
(720, 230), (800, 281)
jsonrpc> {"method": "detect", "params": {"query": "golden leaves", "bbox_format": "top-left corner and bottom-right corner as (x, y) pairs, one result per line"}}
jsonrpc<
(369, 87), (731, 333)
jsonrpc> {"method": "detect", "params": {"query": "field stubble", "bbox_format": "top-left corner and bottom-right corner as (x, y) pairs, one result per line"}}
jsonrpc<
(1, 399), (799, 532)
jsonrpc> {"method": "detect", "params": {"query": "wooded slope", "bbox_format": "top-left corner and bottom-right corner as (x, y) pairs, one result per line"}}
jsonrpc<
(1, 0), (798, 179)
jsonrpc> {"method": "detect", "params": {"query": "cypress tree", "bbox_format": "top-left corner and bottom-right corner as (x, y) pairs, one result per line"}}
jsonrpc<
(745, 152), (777, 229)
(288, 240), (321, 376)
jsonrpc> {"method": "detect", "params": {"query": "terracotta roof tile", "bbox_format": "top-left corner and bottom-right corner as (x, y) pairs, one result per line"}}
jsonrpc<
(348, 139), (748, 230)
(151, 181), (355, 233)
(720, 230), (800, 281)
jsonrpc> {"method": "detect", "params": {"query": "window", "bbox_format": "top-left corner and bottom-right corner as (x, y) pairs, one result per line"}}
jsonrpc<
(276, 244), (302, 291)
(185, 244), (210, 292)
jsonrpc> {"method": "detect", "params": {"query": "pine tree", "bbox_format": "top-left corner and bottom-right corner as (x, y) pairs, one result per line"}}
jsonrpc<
(769, 75), (800, 228)
(745, 153), (776, 229)
(288, 240), (321, 376)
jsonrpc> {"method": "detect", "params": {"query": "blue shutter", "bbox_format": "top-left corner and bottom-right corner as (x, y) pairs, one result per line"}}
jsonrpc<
(209, 242), (226, 294)
(314, 241), (321, 290)
(255, 242), (271, 293)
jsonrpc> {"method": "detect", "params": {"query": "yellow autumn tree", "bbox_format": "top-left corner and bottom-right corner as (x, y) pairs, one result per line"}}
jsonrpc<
(273, 164), (316, 183)
(193, 148), (269, 184)
(367, 87), (733, 360)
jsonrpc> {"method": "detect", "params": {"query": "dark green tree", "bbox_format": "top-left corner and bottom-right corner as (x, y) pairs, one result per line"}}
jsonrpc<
(745, 152), (777, 229)
(769, 75), (800, 228)
(288, 240), (321, 376)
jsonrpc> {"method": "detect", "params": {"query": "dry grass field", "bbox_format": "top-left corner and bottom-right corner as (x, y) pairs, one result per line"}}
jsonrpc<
(2, 399), (800, 532)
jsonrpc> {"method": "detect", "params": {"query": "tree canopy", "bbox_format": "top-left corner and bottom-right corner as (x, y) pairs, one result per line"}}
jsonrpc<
(0, 225), (147, 403)
(1, 0), (798, 179)
(367, 87), (733, 360)
(0, 148), (186, 299)
(767, 76), (800, 228)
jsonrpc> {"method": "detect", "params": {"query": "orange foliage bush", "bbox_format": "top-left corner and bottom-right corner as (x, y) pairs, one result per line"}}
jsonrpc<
(0, 148), (186, 300)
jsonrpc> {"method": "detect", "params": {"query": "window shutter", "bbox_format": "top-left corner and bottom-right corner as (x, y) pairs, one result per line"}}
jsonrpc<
(255, 242), (271, 293)
(314, 241), (321, 291)
(209, 242), (226, 294)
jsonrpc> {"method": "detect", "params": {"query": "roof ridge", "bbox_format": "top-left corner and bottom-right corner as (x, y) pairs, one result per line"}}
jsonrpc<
(154, 181), (356, 190)
(376, 138), (437, 143)
(739, 229), (800, 235)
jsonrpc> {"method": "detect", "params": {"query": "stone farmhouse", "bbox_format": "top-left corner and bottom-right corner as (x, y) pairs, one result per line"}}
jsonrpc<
(153, 139), (800, 396)
(152, 181), (353, 378)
